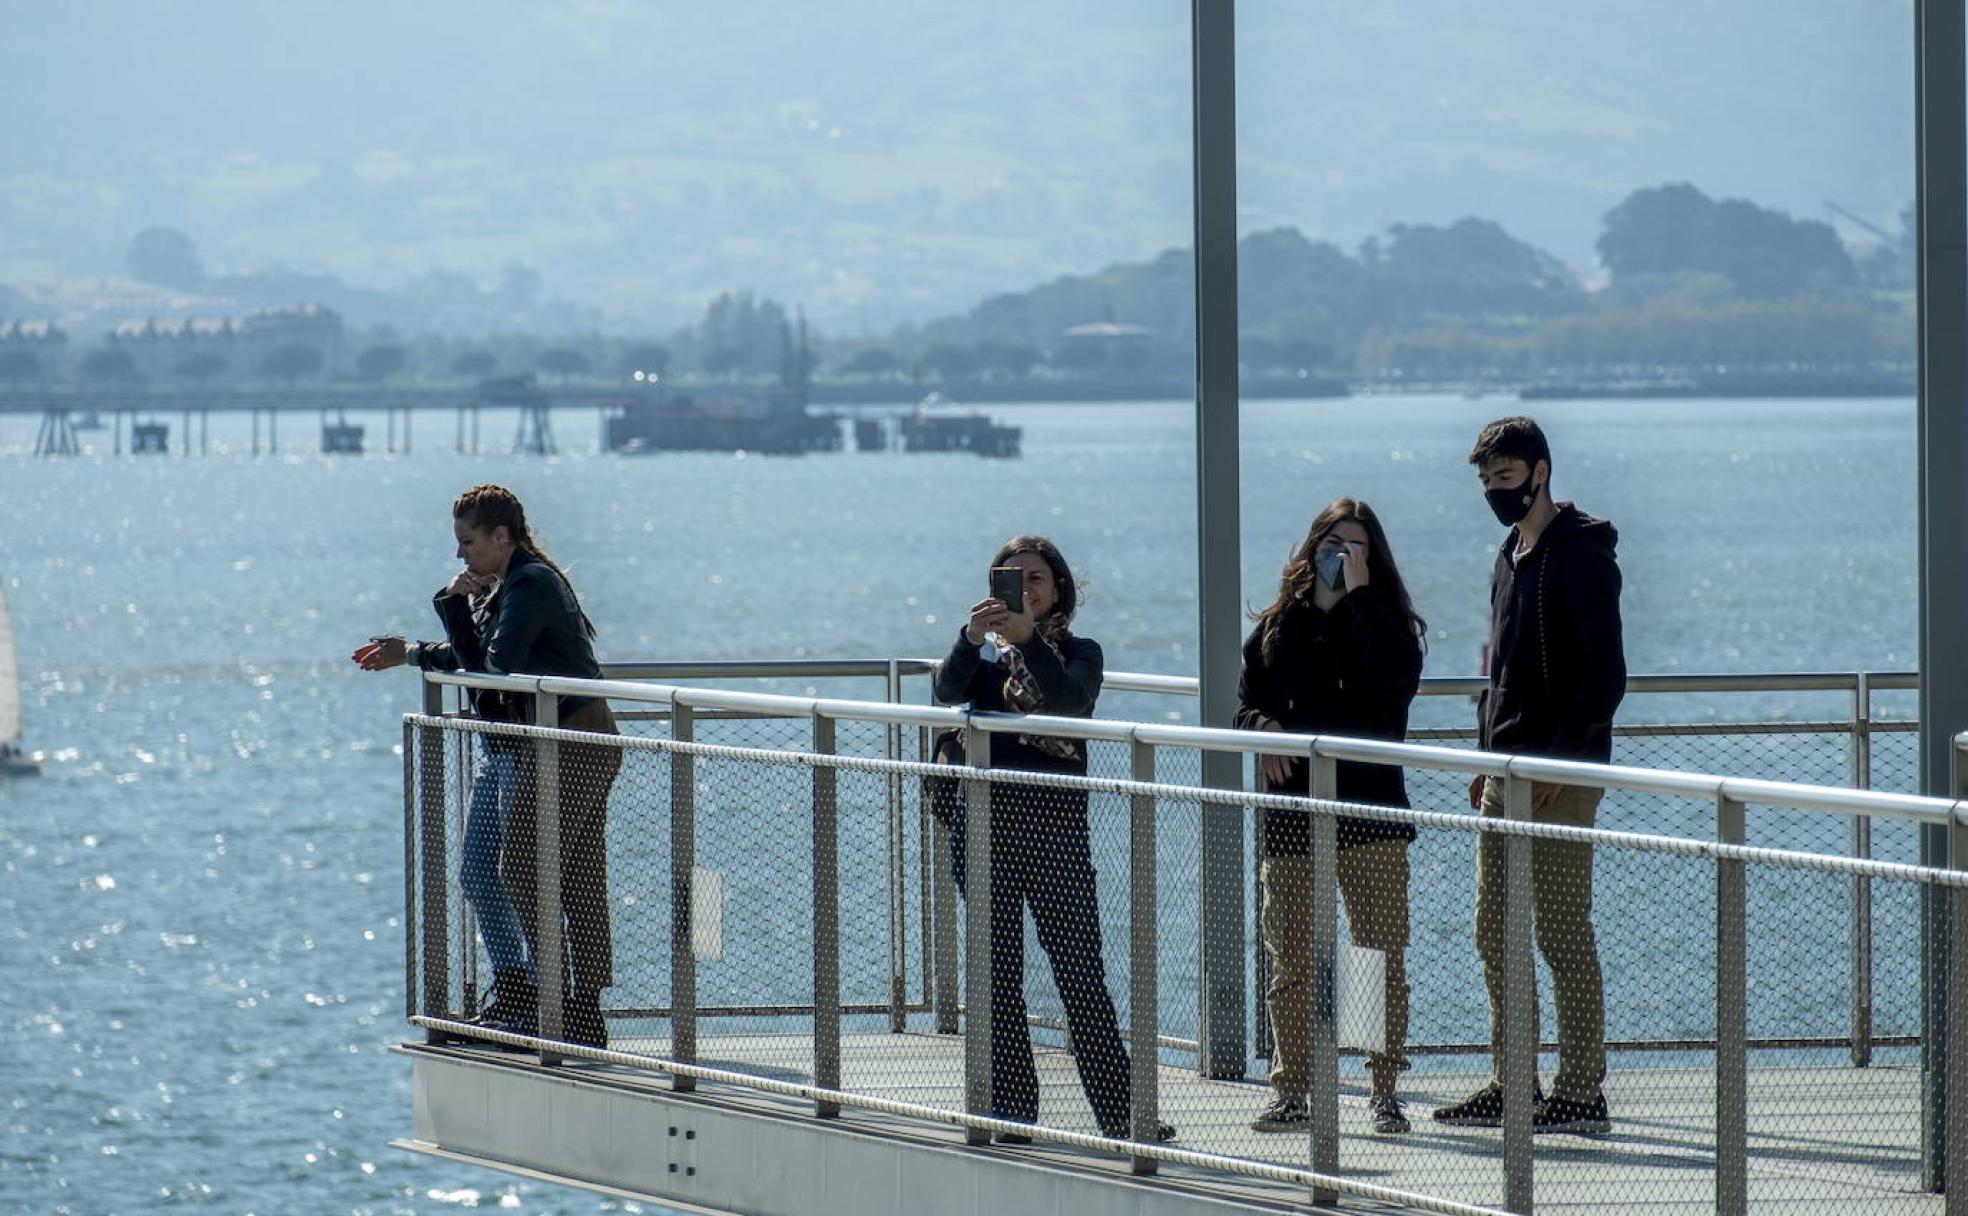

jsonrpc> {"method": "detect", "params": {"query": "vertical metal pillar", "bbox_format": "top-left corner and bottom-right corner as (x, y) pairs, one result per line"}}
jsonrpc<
(1851, 673), (1874, 1067)
(533, 690), (565, 1062)
(1716, 794), (1749, 1216)
(1129, 737), (1161, 1175)
(962, 726), (994, 1144)
(670, 700), (697, 1091)
(1919, 0), (1968, 1189)
(1308, 750), (1341, 1207)
(1500, 772), (1537, 1214)
(1191, 0), (1247, 1081)
(812, 712), (841, 1115)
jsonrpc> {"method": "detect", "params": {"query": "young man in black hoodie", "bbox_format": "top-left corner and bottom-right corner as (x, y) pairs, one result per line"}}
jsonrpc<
(1434, 416), (1624, 1136)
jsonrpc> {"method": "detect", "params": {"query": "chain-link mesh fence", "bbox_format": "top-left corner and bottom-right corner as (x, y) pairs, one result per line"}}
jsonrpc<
(404, 679), (1960, 1215)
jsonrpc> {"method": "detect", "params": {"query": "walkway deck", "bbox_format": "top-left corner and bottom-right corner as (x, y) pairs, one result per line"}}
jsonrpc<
(419, 1029), (1936, 1214)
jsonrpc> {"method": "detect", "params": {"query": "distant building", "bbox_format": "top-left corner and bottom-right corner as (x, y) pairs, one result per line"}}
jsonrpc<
(1058, 320), (1153, 373)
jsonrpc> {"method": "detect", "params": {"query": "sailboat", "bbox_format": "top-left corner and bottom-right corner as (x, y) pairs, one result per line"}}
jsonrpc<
(0, 581), (39, 776)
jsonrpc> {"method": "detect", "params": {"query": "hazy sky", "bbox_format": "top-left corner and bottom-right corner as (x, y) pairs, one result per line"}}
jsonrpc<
(1, 0), (1915, 331)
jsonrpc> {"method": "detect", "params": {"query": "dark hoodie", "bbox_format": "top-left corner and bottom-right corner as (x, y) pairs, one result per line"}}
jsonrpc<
(1236, 582), (1423, 855)
(1479, 503), (1625, 763)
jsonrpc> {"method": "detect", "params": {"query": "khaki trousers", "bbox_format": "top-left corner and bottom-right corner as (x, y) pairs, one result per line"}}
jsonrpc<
(1474, 778), (1606, 1102)
(1261, 838), (1411, 1095)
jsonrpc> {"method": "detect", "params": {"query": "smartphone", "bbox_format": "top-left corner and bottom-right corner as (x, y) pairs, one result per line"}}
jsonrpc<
(989, 566), (1025, 616)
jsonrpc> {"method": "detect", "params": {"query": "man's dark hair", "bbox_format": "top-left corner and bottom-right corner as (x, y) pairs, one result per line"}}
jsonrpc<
(1467, 415), (1552, 471)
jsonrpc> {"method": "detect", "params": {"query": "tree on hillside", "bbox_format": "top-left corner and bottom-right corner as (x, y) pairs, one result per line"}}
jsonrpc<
(174, 351), (228, 386)
(451, 350), (497, 379)
(695, 290), (794, 377)
(1372, 218), (1581, 319)
(841, 348), (899, 378)
(81, 347), (142, 385)
(0, 349), (41, 386)
(260, 344), (324, 385)
(1598, 183), (1857, 299)
(537, 347), (591, 381)
(126, 227), (205, 291)
(357, 343), (409, 382)
(621, 343), (670, 378)
(923, 344), (980, 382)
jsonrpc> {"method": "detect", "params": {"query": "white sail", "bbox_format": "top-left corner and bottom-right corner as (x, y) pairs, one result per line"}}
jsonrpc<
(0, 583), (20, 744)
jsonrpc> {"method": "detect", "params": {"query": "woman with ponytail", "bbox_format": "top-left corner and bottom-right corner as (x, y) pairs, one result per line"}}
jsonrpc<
(353, 484), (619, 1048)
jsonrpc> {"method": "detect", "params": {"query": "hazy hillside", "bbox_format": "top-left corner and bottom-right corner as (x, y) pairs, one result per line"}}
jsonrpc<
(0, 0), (1912, 333)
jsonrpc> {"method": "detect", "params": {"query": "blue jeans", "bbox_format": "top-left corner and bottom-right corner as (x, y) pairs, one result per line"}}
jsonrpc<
(460, 740), (531, 980)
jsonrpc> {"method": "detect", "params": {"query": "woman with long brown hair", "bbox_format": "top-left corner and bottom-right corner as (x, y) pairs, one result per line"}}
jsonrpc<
(1238, 498), (1426, 1135)
(353, 484), (620, 1049)
(932, 535), (1172, 1144)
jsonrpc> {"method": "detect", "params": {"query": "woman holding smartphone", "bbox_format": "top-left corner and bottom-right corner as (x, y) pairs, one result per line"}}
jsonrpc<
(1238, 498), (1426, 1135)
(932, 536), (1170, 1144)
(353, 483), (620, 1049)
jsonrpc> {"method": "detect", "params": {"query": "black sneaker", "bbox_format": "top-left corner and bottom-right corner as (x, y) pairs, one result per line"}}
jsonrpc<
(1368, 1093), (1410, 1135)
(1251, 1094), (1311, 1133)
(993, 1130), (1033, 1146)
(1103, 1120), (1177, 1143)
(1534, 1093), (1610, 1135)
(468, 969), (537, 1037)
(1432, 1081), (1543, 1128)
(561, 991), (608, 1049)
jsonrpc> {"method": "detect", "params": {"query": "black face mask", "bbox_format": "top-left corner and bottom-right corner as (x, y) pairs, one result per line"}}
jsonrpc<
(1485, 476), (1542, 527)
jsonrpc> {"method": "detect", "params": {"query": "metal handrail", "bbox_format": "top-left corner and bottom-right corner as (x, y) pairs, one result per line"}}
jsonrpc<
(422, 668), (1964, 827)
(595, 658), (1922, 700)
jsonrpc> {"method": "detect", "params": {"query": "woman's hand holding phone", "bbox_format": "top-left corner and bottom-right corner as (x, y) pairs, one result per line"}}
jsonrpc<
(965, 598), (1010, 645)
(1340, 541), (1370, 591)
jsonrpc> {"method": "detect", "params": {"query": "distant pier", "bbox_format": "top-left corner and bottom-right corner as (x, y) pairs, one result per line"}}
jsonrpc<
(4, 383), (1024, 459)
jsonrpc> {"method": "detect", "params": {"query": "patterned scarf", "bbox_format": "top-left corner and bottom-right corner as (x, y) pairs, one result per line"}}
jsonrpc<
(998, 615), (1081, 760)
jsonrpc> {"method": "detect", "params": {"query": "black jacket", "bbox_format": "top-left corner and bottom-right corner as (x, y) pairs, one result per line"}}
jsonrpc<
(1479, 503), (1625, 763)
(1236, 583), (1423, 855)
(932, 628), (1103, 776)
(416, 549), (604, 721)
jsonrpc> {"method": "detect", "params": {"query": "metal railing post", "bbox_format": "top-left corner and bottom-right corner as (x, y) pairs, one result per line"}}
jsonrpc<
(403, 719), (418, 1023)
(931, 725), (959, 1034)
(1716, 794), (1749, 1216)
(1500, 771), (1537, 1215)
(533, 690), (565, 1063)
(670, 699), (697, 1092)
(1949, 738), (1968, 1215)
(919, 724), (934, 1014)
(1129, 735), (1160, 1175)
(1308, 747), (1341, 1207)
(813, 712), (842, 1116)
(962, 726), (994, 1145)
(886, 660), (908, 1032)
(1851, 673), (1874, 1067)
(417, 678), (452, 1040)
